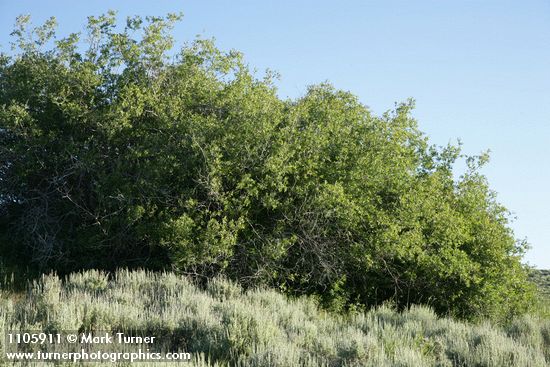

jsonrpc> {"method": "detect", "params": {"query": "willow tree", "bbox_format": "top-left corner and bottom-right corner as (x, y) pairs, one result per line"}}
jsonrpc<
(0, 12), (535, 321)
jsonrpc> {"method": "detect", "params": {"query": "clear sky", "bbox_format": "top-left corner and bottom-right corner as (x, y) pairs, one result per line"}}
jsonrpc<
(1, 1), (549, 268)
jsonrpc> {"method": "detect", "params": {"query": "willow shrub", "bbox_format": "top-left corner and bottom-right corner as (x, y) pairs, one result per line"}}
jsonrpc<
(0, 13), (535, 321)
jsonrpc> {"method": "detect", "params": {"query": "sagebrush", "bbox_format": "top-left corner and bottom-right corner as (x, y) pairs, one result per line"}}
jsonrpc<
(1, 270), (549, 366)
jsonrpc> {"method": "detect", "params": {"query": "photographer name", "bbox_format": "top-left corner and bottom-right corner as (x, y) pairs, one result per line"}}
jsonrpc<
(80, 333), (155, 344)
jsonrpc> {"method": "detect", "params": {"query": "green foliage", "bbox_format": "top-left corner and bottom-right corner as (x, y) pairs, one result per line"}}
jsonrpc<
(1, 270), (549, 366)
(0, 13), (535, 321)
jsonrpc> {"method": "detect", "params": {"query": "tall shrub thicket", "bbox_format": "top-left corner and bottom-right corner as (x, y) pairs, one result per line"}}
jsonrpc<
(0, 13), (535, 320)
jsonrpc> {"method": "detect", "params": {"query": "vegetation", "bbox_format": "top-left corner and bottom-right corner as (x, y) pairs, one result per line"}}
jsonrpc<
(530, 269), (550, 321)
(1, 270), (549, 366)
(531, 269), (550, 299)
(0, 12), (536, 323)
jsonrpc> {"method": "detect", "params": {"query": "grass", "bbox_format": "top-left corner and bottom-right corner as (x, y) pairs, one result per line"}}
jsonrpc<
(0, 269), (549, 366)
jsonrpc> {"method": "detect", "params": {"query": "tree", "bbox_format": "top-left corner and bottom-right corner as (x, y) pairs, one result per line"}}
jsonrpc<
(0, 12), (535, 321)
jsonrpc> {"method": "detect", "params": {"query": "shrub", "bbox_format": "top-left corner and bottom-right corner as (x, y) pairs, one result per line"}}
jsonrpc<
(0, 13), (535, 321)
(0, 270), (548, 366)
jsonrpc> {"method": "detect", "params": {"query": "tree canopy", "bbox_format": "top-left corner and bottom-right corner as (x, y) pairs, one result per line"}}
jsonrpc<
(0, 13), (535, 321)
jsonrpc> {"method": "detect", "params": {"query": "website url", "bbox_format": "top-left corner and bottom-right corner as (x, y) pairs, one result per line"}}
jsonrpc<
(5, 348), (191, 363)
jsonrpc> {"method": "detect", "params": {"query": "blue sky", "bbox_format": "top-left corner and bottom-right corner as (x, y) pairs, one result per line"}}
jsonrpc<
(1, 1), (549, 268)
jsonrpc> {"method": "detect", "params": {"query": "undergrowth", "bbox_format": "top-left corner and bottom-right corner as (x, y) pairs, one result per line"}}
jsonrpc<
(0, 269), (548, 366)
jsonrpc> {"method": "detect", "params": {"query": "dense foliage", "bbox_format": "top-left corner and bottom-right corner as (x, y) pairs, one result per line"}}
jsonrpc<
(0, 13), (535, 321)
(1, 270), (549, 366)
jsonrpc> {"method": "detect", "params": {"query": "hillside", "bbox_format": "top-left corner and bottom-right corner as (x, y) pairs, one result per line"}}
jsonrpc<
(1, 270), (549, 366)
(531, 269), (550, 299)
